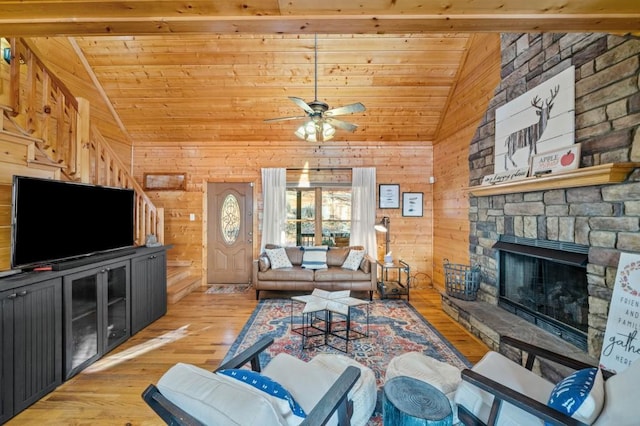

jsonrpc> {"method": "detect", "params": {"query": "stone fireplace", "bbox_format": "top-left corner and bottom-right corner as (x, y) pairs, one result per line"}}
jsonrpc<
(495, 235), (589, 350)
(449, 33), (640, 361)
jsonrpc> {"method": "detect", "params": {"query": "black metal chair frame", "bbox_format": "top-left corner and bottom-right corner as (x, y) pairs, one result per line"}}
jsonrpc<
(142, 336), (361, 426)
(457, 336), (613, 426)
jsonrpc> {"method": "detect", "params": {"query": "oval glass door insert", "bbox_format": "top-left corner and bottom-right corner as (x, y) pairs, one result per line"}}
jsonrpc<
(221, 194), (241, 244)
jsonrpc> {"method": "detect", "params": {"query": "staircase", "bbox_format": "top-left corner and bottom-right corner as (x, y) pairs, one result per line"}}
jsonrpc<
(167, 261), (202, 304)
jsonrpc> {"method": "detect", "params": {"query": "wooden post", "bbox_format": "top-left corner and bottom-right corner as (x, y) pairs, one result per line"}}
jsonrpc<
(76, 97), (90, 183)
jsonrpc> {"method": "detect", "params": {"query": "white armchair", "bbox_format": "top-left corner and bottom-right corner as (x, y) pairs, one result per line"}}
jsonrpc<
(453, 336), (639, 426)
(142, 336), (377, 426)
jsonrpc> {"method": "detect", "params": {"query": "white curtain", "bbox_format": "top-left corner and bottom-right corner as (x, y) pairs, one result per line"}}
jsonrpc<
(260, 168), (287, 251)
(350, 167), (377, 257)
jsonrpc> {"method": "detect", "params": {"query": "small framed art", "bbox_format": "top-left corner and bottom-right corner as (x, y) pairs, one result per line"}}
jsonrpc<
(379, 184), (400, 209)
(402, 192), (423, 217)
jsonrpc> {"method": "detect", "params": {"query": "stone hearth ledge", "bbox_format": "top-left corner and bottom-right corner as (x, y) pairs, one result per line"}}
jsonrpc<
(441, 293), (598, 383)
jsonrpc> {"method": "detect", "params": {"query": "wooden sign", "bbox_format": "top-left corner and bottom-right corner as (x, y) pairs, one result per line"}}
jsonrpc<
(599, 252), (640, 374)
(530, 144), (581, 176)
(494, 66), (575, 173)
(481, 167), (529, 185)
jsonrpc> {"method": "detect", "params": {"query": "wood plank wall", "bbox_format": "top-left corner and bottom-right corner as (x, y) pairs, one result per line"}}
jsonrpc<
(431, 33), (501, 290)
(133, 141), (434, 287)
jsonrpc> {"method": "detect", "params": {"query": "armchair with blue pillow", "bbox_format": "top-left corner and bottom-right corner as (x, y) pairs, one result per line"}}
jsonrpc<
(454, 335), (639, 426)
(142, 336), (376, 426)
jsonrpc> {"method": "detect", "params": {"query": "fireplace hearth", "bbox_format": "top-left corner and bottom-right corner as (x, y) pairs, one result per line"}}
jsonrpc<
(494, 236), (589, 350)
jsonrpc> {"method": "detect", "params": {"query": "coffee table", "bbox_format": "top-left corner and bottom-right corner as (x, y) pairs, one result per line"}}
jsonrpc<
(291, 289), (369, 352)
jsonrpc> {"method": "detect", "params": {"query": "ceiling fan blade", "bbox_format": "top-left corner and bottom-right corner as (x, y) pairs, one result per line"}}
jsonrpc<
(325, 117), (358, 132)
(324, 102), (366, 117)
(264, 115), (308, 123)
(289, 97), (315, 114)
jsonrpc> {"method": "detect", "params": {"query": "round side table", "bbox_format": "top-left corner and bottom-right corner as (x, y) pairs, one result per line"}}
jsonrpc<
(383, 376), (453, 426)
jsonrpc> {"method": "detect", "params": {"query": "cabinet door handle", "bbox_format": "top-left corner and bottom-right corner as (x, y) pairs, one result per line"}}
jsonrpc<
(7, 293), (17, 299)
(17, 290), (28, 297)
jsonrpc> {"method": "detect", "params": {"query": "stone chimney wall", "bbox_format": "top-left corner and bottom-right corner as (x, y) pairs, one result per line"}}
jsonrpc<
(468, 33), (640, 358)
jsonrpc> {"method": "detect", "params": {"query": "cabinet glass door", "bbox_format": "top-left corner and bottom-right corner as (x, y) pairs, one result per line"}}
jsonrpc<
(69, 275), (99, 372)
(106, 265), (128, 349)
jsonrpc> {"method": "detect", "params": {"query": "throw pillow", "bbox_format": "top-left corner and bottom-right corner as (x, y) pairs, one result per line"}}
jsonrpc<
(265, 247), (293, 269)
(217, 369), (306, 423)
(546, 367), (604, 425)
(301, 246), (328, 269)
(342, 249), (365, 271)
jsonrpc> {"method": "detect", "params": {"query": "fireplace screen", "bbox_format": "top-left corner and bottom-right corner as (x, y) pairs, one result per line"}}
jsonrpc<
(496, 237), (589, 349)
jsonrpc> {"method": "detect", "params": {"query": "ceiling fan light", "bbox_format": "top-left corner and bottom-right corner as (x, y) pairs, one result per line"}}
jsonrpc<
(294, 122), (317, 142)
(322, 122), (336, 140)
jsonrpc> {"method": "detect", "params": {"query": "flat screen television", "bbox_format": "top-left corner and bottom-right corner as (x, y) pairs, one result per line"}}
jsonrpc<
(11, 176), (136, 269)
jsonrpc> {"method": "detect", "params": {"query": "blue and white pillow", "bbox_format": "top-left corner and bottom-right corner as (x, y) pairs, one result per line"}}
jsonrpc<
(217, 369), (306, 423)
(265, 247), (293, 269)
(546, 367), (604, 425)
(301, 246), (328, 269)
(342, 249), (365, 271)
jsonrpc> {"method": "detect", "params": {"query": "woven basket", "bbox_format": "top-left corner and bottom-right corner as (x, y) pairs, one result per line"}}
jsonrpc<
(443, 259), (481, 301)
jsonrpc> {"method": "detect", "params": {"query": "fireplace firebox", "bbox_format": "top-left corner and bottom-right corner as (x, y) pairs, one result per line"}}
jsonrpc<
(494, 236), (589, 350)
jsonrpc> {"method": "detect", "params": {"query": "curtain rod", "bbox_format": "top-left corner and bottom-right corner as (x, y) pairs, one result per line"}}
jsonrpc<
(287, 167), (352, 171)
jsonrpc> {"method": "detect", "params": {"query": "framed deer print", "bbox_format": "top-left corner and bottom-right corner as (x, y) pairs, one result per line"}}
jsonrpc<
(494, 65), (575, 173)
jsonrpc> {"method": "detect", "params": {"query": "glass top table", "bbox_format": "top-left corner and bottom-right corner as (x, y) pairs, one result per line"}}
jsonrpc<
(291, 289), (369, 352)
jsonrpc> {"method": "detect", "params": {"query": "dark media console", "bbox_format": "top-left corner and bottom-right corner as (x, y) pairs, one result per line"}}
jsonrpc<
(0, 245), (168, 423)
(50, 248), (137, 271)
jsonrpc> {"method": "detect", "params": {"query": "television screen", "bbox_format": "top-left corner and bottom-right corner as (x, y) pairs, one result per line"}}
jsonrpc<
(11, 176), (135, 269)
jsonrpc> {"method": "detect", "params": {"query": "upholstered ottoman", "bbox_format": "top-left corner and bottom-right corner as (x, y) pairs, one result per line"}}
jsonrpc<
(309, 353), (377, 426)
(386, 352), (462, 424)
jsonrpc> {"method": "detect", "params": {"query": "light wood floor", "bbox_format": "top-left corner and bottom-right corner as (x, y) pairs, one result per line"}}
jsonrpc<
(7, 287), (489, 425)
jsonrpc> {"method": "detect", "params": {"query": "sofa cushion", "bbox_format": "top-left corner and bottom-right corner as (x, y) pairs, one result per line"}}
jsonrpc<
(594, 357), (640, 425)
(258, 265), (315, 282)
(266, 248), (293, 269)
(342, 249), (365, 271)
(314, 267), (371, 282)
(217, 369), (306, 422)
(301, 246), (329, 269)
(157, 362), (290, 425)
(327, 247), (350, 266)
(285, 247), (304, 265)
(454, 351), (554, 425)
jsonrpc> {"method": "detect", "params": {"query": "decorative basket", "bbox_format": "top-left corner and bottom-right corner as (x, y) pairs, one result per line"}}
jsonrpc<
(443, 259), (481, 301)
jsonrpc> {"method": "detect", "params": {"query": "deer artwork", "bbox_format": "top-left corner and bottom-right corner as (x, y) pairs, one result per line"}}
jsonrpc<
(503, 85), (560, 170)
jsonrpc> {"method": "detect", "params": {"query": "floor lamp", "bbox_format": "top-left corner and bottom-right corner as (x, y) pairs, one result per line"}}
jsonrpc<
(375, 217), (392, 263)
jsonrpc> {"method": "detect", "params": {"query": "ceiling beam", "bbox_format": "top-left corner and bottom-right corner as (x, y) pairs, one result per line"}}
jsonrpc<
(1, 14), (639, 37)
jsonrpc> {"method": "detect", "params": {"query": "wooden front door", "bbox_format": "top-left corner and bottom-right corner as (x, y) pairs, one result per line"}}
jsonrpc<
(206, 183), (253, 284)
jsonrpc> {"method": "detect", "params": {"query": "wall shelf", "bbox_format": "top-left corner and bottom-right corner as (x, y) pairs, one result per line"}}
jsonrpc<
(468, 163), (639, 196)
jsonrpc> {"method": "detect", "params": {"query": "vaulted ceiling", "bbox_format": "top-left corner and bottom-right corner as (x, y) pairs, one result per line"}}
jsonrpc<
(2, 1), (638, 146)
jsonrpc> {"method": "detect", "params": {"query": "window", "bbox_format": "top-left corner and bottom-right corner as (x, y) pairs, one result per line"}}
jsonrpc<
(285, 187), (351, 246)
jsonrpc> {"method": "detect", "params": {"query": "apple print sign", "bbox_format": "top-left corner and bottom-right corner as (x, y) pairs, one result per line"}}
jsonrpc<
(530, 143), (581, 175)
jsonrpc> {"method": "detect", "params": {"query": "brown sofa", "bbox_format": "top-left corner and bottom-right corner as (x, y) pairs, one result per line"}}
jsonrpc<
(253, 245), (377, 300)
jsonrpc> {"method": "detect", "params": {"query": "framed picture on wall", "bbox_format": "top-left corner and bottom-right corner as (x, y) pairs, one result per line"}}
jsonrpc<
(402, 192), (423, 217)
(379, 184), (400, 209)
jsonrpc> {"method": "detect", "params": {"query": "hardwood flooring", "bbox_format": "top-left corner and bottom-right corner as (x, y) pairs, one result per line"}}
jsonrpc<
(7, 287), (489, 425)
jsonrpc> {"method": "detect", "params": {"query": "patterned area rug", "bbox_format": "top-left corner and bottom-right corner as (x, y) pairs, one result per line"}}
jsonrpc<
(223, 298), (471, 424)
(204, 284), (251, 294)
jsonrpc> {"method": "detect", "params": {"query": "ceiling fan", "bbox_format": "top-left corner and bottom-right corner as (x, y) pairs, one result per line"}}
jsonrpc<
(264, 34), (366, 142)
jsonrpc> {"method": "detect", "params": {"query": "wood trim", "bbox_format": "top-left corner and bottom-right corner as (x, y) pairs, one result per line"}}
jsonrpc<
(468, 163), (639, 196)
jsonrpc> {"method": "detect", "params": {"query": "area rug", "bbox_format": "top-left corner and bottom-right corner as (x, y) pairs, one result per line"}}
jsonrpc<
(223, 298), (471, 424)
(204, 284), (251, 294)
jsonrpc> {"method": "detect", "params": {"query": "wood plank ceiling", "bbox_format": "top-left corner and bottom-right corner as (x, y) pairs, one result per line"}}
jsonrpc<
(2, 1), (638, 146)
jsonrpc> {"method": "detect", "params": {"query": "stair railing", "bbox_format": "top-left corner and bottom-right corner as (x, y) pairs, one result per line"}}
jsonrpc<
(2, 37), (163, 246)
